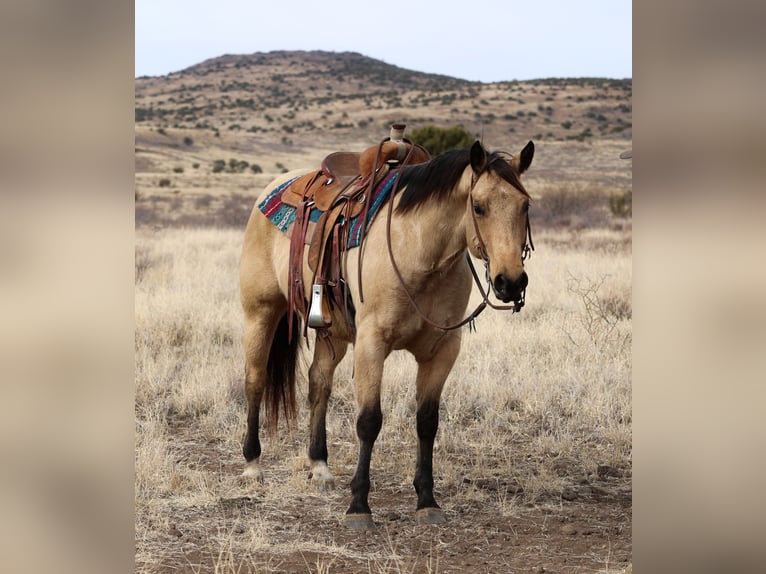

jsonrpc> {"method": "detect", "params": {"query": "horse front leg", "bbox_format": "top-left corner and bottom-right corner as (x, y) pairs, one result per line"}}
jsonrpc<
(307, 335), (348, 490)
(413, 330), (461, 524)
(344, 331), (388, 530)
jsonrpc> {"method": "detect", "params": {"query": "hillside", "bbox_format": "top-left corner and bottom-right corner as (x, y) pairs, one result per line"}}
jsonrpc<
(135, 50), (632, 229)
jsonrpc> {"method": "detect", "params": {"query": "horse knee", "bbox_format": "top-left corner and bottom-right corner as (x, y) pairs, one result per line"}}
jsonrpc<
(356, 404), (382, 442)
(416, 400), (440, 441)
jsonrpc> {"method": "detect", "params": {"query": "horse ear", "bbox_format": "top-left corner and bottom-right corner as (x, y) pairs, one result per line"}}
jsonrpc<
(470, 141), (487, 174)
(512, 140), (534, 174)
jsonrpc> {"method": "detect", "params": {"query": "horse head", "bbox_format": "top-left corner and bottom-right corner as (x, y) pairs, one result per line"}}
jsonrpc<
(466, 140), (534, 305)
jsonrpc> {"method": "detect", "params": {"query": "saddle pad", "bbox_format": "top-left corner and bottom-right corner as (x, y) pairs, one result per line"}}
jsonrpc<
(258, 170), (399, 249)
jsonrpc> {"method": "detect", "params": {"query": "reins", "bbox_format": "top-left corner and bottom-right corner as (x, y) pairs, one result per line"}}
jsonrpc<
(385, 156), (535, 332)
(355, 134), (430, 303)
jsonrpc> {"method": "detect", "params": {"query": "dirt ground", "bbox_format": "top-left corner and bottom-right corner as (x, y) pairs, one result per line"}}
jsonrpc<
(136, 419), (631, 574)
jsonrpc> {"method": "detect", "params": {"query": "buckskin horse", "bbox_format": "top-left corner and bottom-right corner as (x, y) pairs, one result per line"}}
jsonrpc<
(239, 136), (534, 529)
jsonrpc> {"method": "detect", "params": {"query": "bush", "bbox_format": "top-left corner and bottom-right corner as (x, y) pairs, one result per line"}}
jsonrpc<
(409, 125), (475, 156)
(183, 136), (193, 146)
(609, 190), (632, 217)
(158, 178), (171, 187)
(229, 158), (249, 173)
(173, 166), (184, 173)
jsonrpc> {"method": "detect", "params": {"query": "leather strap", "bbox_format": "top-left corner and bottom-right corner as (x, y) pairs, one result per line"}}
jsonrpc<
(287, 170), (322, 342)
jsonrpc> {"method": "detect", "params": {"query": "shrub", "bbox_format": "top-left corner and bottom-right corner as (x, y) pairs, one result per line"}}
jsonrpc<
(158, 178), (171, 187)
(183, 136), (193, 146)
(173, 166), (184, 173)
(409, 125), (475, 156)
(609, 190), (632, 217)
(212, 160), (226, 173)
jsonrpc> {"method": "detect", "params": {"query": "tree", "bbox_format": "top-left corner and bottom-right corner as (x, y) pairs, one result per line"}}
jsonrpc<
(408, 125), (475, 156)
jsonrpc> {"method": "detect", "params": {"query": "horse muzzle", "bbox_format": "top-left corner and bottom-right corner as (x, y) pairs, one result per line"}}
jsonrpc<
(492, 271), (528, 304)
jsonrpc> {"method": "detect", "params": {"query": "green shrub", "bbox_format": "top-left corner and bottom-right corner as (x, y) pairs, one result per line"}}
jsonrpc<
(609, 190), (632, 217)
(158, 178), (171, 187)
(228, 159), (249, 173)
(173, 166), (184, 173)
(409, 125), (475, 156)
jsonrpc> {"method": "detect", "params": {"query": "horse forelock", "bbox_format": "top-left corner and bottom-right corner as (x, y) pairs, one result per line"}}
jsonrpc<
(395, 148), (528, 214)
(486, 152), (531, 199)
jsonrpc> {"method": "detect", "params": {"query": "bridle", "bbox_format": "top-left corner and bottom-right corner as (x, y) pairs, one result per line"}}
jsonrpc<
(385, 151), (535, 332)
(467, 161), (535, 309)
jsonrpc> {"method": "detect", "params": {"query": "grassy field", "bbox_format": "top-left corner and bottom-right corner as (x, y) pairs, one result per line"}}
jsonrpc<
(135, 50), (631, 572)
(135, 219), (631, 572)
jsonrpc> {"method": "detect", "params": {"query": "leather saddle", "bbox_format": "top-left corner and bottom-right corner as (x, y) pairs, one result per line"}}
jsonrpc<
(283, 129), (431, 340)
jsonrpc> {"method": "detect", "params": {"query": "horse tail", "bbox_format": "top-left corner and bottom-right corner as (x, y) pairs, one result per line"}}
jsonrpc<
(264, 313), (299, 432)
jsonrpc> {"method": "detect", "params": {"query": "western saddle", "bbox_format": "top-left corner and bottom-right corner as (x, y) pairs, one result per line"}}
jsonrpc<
(281, 124), (431, 342)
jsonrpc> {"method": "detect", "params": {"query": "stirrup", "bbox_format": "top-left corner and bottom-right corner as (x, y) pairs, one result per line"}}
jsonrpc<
(308, 284), (333, 328)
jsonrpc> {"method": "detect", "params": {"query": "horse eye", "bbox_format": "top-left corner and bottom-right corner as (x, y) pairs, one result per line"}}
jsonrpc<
(473, 203), (485, 216)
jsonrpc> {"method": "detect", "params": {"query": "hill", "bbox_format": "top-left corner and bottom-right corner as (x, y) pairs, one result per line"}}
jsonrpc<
(135, 50), (632, 229)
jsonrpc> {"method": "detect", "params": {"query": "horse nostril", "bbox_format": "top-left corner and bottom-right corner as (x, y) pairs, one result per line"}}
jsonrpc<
(493, 272), (527, 298)
(493, 274), (508, 294)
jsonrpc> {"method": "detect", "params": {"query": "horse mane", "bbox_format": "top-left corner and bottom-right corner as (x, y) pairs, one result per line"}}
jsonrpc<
(395, 147), (529, 214)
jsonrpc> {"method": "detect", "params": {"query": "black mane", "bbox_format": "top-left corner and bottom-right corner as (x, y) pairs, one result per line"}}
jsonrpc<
(395, 147), (528, 214)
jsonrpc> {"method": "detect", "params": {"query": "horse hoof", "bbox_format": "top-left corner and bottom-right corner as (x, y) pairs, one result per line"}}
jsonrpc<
(309, 462), (335, 491)
(344, 513), (375, 530)
(416, 507), (447, 525)
(241, 461), (264, 483)
(311, 478), (336, 491)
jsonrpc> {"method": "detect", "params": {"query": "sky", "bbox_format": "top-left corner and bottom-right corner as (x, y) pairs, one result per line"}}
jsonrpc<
(135, 0), (631, 83)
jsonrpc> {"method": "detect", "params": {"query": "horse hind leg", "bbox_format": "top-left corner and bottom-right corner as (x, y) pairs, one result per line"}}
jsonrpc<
(412, 331), (462, 525)
(241, 305), (297, 482)
(307, 335), (348, 490)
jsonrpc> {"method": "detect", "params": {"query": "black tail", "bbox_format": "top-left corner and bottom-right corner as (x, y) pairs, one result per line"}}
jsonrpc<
(264, 313), (300, 432)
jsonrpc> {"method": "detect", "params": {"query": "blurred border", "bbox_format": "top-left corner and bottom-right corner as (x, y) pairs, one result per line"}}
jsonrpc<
(3, 0), (766, 572)
(0, 1), (134, 573)
(635, 0), (766, 573)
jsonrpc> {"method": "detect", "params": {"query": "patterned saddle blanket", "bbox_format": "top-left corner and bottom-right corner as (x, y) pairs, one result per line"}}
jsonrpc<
(258, 169), (400, 250)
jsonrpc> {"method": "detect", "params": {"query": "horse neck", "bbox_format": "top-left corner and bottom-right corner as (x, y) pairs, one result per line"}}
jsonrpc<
(395, 168), (473, 272)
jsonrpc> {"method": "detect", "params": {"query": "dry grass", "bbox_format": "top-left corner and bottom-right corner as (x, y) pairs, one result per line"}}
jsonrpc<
(135, 50), (631, 572)
(135, 222), (631, 572)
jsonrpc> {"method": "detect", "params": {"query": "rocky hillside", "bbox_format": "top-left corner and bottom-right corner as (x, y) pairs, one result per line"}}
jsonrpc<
(135, 50), (632, 228)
